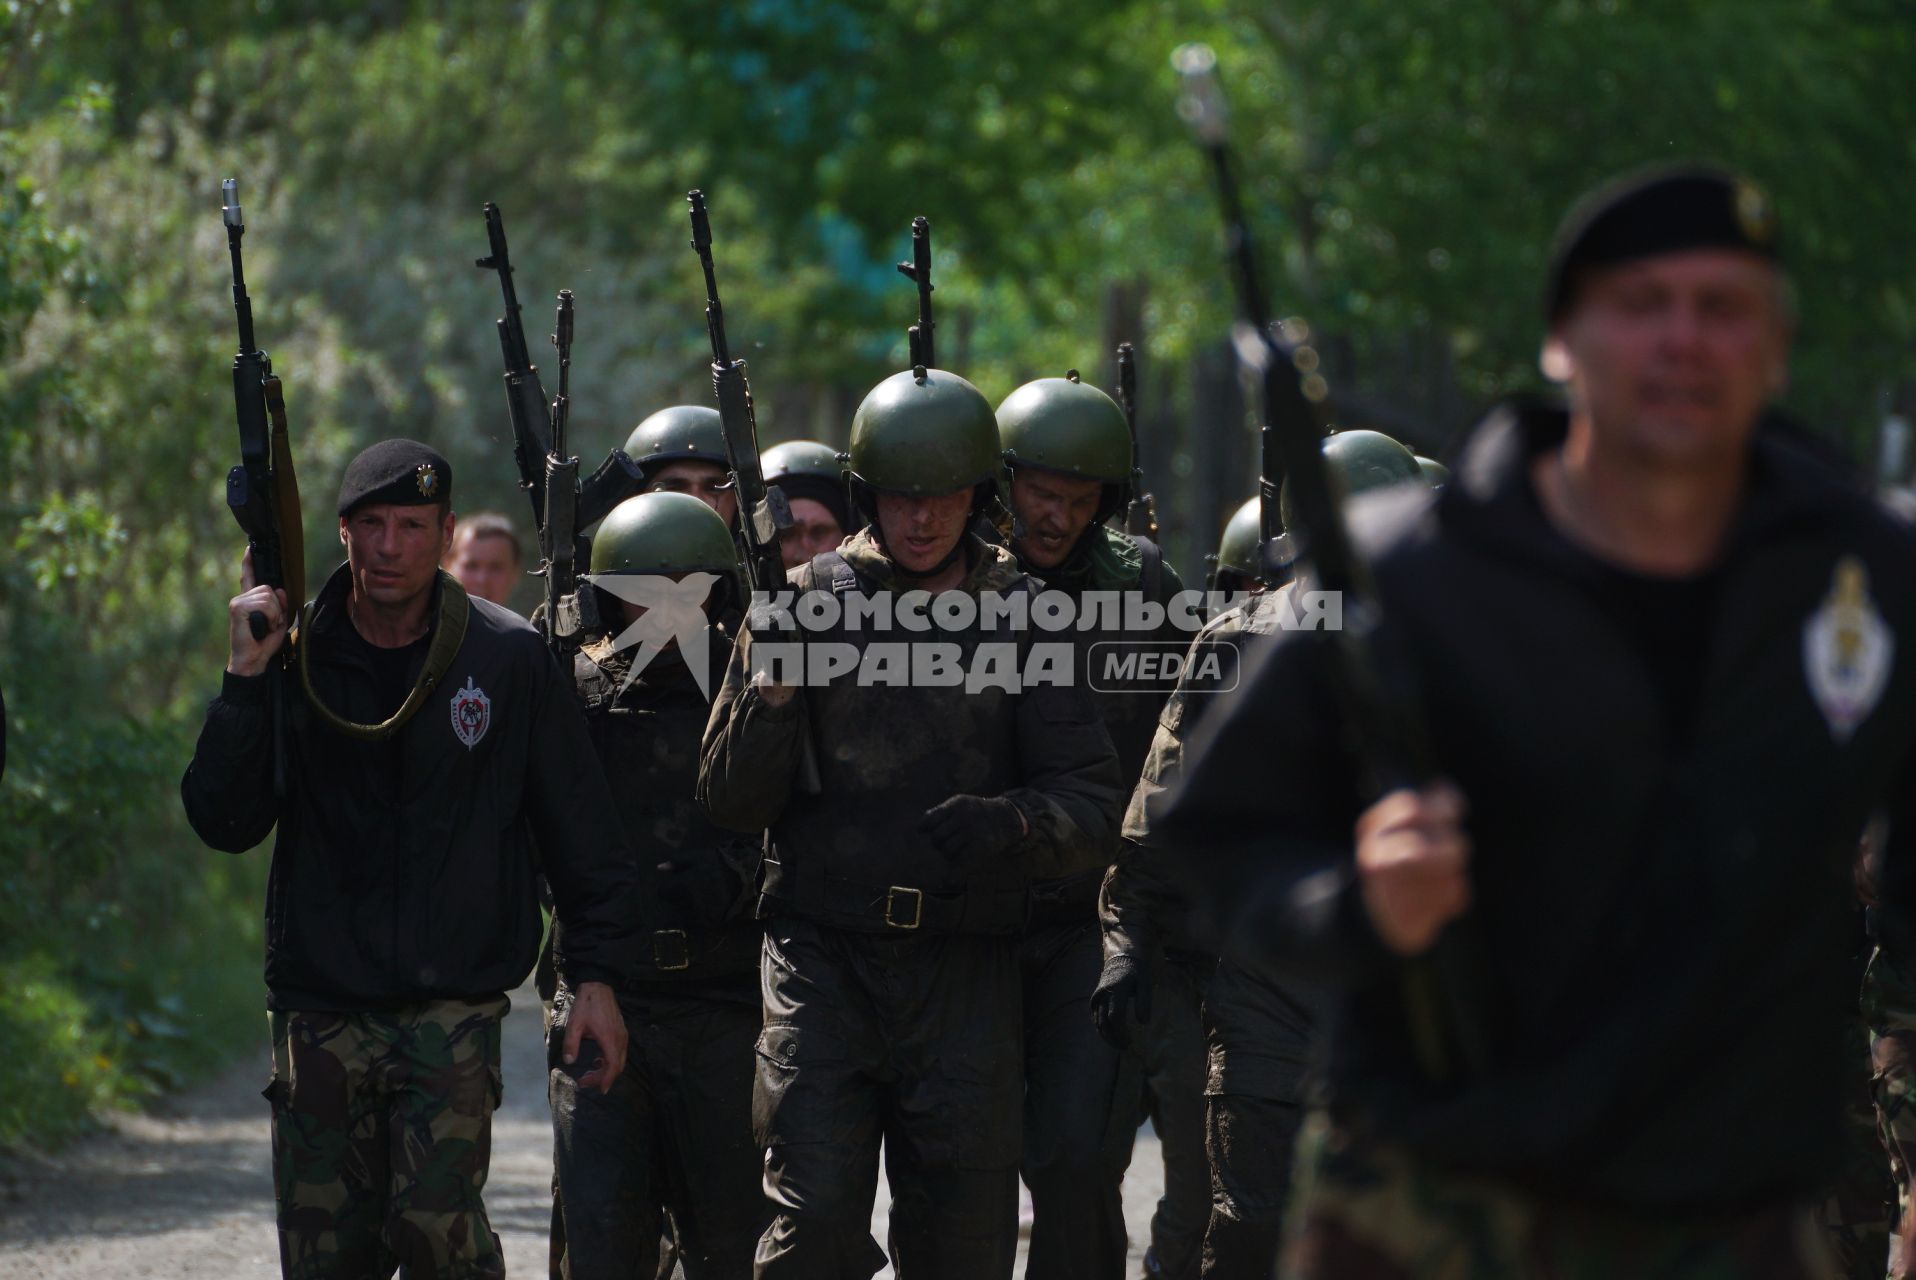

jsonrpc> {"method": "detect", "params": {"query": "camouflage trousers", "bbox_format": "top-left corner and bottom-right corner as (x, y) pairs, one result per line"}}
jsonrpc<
(1816, 995), (1890, 1280)
(265, 997), (509, 1280)
(1863, 947), (1916, 1276)
(1279, 1112), (1836, 1280)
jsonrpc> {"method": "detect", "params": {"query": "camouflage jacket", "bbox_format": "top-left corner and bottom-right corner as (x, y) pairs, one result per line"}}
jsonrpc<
(1101, 586), (1322, 1099)
(698, 528), (1123, 935)
(1105, 589), (1285, 956)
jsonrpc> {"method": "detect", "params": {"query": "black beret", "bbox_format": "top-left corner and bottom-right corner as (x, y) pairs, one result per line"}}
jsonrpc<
(336, 438), (453, 517)
(1546, 163), (1780, 321)
(773, 474), (853, 535)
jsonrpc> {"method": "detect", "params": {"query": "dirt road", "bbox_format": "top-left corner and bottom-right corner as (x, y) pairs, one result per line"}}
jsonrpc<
(0, 989), (1169, 1277)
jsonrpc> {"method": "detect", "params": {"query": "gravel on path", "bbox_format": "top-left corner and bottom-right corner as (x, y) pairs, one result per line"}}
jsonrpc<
(0, 988), (1168, 1278)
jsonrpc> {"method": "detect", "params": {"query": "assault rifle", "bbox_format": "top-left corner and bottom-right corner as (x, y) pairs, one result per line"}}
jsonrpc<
(1115, 342), (1158, 539)
(221, 177), (306, 796)
(474, 205), (643, 533)
(538, 289), (585, 657)
(1173, 44), (1486, 1083)
(897, 216), (936, 369)
(475, 202), (554, 527)
(686, 189), (795, 594)
(686, 188), (819, 792)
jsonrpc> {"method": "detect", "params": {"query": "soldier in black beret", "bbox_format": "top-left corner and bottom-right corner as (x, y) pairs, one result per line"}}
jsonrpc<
(182, 437), (642, 1280)
(1158, 164), (1916, 1278)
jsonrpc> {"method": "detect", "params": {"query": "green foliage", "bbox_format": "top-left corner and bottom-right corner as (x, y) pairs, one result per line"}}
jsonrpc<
(0, 547), (266, 1151)
(0, 96), (268, 1155)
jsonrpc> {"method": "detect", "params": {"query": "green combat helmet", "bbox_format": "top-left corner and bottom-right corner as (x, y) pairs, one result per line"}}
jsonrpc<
(846, 368), (1001, 518)
(1415, 455), (1452, 490)
(1279, 428), (1424, 529)
(996, 374), (1134, 523)
(1204, 496), (1294, 598)
(763, 439), (846, 486)
(1210, 497), (1260, 583)
(590, 490), (742, 595)
(764, 438), (852, 533)
(623, 405), (729, 480)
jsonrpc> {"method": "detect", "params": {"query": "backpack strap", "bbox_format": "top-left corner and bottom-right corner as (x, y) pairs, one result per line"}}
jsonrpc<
(1135, 535), (1165, 603)
(819, 549), (859, 595)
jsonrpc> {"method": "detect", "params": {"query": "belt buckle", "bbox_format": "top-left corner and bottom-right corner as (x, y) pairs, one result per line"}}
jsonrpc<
(884, 886), (923, 930)
(653, 929), (691, 971)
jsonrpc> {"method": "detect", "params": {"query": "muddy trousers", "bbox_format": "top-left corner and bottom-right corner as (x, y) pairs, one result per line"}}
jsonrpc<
(1199, 1095), (1302, 1280)
(265, 997), (509, 1280)
(1022, 918), (1139, 1280)
(549, 988), (768, 1279)
(753, 919), (1024, 1280)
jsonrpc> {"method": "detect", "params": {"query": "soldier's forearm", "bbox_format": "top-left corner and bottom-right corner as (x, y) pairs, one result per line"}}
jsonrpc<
(180, 673), (280, 852)
(697, 687), (801, 833)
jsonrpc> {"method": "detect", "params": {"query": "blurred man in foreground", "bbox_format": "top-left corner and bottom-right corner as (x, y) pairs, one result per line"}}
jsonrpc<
(1158, 166), (1916, 1278)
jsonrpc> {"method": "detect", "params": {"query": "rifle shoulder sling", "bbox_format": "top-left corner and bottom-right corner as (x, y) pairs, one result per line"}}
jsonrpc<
(298, 571), (472, 741)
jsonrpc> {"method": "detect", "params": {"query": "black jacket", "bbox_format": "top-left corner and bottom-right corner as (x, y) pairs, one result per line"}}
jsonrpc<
(182, 566), (640, 1011)
(1013, 525), (1185, 921)
(568, 621), (762, 997)
(1156, 403), (1916, 1210)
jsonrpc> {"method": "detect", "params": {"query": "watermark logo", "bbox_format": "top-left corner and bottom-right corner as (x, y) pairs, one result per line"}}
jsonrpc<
(1088, 639), (1242, 694)
(745, 586), (1339, 693)
(588, 571), (723, 700)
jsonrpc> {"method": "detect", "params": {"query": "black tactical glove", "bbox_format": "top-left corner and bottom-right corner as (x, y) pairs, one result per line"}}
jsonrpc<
(653, 854), (742, 930)
(918, 794), (1027, 875)
(1089, 949), (1154, 1050)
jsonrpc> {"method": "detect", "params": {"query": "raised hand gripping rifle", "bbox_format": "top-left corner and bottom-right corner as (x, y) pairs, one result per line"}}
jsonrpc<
(897, 216), (936, 369)
(475, 205), (643, 536)
(1173, 44), (1487, 1083)
(222, 177), (306, 796)
(1115, 342), (1158, 539)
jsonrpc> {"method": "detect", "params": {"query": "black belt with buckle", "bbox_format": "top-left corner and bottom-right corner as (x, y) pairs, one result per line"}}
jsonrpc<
(884, 885), (923, 930)
(760, 858), (1027, 936)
